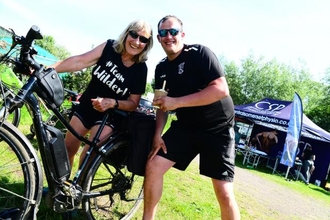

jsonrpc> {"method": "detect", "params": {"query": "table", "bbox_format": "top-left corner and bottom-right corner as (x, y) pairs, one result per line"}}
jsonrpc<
(236, 145), (268, 168)
(272, 156), (303, 181)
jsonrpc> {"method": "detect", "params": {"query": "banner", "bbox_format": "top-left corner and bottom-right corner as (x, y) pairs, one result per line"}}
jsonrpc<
(280, 93), (303, 167)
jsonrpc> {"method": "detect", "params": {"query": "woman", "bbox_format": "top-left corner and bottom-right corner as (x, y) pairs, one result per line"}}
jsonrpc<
(52, 19), (153, 167)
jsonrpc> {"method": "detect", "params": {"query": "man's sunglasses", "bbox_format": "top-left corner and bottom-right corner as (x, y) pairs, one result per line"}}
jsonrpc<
(158, 28), (180, 37)
(128, 31), (149, 44)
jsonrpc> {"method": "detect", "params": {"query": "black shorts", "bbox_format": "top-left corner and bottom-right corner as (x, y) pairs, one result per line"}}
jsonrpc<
(73, 103), (122, 130)
(157, 120), (236, 182)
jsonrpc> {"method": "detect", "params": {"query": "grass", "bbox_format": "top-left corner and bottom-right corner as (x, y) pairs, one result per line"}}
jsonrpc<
(133, 161), (220, 220)
(7, 110), (330, 219)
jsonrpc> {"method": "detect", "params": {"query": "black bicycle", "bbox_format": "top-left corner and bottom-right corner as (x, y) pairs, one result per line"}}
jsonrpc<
(0, 26), (144, 219)
(26, 88), (81, 140)
(0, 81), (21, 126)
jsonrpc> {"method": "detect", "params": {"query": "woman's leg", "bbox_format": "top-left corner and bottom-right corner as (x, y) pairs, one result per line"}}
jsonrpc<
(78, 124), (113, 166)
(65, 116), (89, 166)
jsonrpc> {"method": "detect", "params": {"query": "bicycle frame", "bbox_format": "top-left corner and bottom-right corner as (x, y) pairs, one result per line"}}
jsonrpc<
(10, 72), (128, 208)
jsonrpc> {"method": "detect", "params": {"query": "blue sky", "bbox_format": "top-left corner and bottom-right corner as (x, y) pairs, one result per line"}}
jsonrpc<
(1, 0), (330, 82)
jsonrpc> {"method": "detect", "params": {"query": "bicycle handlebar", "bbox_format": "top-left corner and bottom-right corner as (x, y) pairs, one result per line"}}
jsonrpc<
(1, 25), (44, 75)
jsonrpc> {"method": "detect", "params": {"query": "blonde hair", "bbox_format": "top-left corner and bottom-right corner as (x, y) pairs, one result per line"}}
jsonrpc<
(113, 20), (153, 63)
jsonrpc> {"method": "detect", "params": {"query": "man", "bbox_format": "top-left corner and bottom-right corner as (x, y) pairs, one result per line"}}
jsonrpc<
(255, 130), (278, 153)
(301, 144), (316, 184)
(143, 15), (240, 220)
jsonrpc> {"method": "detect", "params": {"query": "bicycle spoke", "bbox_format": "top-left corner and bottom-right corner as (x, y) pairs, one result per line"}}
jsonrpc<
(82, 140), (144, 220)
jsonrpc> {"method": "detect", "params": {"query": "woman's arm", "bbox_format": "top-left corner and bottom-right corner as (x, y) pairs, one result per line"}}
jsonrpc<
(91, 94), (142, 112)
(51, 42), (107, 73)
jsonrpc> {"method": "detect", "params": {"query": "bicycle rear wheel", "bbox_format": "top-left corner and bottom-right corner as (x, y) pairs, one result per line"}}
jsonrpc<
(82, 140), (144, 220)
(0, 121), (39, 219)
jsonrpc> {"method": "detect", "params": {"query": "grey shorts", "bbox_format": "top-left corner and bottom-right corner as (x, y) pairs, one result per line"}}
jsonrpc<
(157, 120), (236, 182)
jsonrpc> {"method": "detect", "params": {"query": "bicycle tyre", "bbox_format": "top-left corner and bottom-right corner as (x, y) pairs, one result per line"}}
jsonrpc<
(0, 121), (39, 219)
(82, 139), (144, 220)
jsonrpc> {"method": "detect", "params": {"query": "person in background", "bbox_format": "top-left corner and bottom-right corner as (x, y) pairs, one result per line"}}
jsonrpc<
(301, 144), (316, 184)
(52, 19), (153, 167)
(234, 124), (241, 146)
(143, 15), (240, 220)
(255, 130), (278, 153)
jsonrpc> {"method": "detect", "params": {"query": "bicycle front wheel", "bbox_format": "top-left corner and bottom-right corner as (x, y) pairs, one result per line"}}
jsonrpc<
(0, 121), (39, 219)
(82, 140), (144, 220)
(0, 93), (21, 127)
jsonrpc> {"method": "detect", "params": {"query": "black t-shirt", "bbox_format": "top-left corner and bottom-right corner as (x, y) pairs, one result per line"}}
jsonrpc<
(154, 44), (234, 127)
(79, 39), (147, 108)
(303, 149), (314, 160)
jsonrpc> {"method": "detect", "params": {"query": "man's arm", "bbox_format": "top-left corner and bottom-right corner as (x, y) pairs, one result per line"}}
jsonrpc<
(154, 110), (168, 137)
(155, 76), (230, 112)
(147, 110), (169, 160)
(175, 76), (229, 108)
(255, 133), (262, 146)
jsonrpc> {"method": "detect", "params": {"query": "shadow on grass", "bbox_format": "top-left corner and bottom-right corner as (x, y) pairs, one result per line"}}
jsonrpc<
(310, 186), (330, 196)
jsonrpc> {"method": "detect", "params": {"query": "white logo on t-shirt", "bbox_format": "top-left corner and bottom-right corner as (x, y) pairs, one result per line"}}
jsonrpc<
(178, 62), (185, 75)
(92, 61), (128, 96)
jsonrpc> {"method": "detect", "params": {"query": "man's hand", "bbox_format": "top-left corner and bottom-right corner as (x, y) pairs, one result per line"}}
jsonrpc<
(153, 96), (176, 112)
(148, 135), (167, 161)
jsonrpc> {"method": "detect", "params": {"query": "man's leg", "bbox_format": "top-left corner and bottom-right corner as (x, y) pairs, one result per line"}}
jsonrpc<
(302, 160), (310, 182)
(310, 163), (315, 175)
(143, 155), (175, 220)
(212, 179), (240, 220)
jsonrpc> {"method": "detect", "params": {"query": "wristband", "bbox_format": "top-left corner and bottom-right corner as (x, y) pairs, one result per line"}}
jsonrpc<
(114, 99), (119, 109)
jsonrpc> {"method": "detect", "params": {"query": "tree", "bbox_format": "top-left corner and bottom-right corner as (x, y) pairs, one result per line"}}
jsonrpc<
(144, 82), (153, 96)
(35, 35), (70, 60)
(61, 68), (91, 94)
(305, 68), (330, 131)
(223, 52), (329, 132)
(223, 61), (245, 104)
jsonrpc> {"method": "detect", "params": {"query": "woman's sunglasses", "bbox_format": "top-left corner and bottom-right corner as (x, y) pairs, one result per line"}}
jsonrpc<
(128, 31), (149, 44)
(158, 28), (180, 37)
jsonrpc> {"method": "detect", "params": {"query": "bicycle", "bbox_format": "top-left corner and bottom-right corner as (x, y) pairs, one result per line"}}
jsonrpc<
(26, 88), (81, 140)
(0, 26), (145, 219)
(0, 81), (21, 126)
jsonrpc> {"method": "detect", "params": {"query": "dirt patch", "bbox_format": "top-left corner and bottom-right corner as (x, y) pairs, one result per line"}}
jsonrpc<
(234, 166), (330, 220)
(194, 154), (330, 219)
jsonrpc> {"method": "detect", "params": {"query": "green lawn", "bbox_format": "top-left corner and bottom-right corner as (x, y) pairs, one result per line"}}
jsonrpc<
(6, 107), (330, 219)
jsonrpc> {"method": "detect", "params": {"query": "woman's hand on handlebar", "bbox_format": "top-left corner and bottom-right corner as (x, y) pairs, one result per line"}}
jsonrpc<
(148, 135), (167, 161)
(91, 97), (114, 112)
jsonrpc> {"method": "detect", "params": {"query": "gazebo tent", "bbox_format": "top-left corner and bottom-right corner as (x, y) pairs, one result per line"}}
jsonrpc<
(0, 37), (58, 66)
(235, 98), (330, 185)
